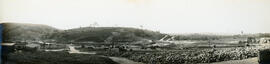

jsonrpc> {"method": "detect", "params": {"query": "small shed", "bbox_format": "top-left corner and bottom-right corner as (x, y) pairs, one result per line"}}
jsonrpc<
(2, 43), (16, 53)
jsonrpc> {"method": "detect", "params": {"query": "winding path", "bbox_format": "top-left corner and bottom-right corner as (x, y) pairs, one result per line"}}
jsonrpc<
(68, 45), (144, 64)
(68, 45), (96, 54)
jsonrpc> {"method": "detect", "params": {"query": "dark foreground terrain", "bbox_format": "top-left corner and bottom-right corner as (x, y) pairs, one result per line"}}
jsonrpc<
(6, 51), (118, 64)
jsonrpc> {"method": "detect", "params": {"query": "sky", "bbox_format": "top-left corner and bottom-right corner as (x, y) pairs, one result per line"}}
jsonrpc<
(0, 0), (270, 34)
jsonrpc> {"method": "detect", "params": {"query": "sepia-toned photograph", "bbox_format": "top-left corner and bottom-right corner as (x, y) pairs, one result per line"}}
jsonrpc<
(1, 0), (270, 64)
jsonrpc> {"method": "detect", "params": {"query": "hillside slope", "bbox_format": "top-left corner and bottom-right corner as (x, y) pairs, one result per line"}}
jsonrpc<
(2, 23), (60, 42)
(46, 27), (164, 42)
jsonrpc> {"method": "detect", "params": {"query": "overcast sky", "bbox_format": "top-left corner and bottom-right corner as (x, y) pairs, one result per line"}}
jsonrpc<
(1, 0), (270, 34)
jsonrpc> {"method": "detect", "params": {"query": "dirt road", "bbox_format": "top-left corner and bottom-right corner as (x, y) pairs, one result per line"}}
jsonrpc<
(109, 57), (144, 64)
(68, 45), (143, 64)
(68, 45), (96, 54)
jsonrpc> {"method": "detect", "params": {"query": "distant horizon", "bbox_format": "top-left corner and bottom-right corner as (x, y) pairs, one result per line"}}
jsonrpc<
(2, 21), (269, 35)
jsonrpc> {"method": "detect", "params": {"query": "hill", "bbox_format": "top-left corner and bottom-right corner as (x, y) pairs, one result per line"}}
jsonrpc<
(2, 23), (60, 42)
(45, 27), (165, 43)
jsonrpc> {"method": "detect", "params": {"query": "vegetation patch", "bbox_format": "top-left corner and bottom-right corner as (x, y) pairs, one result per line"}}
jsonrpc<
(102, 47), (259, 64)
